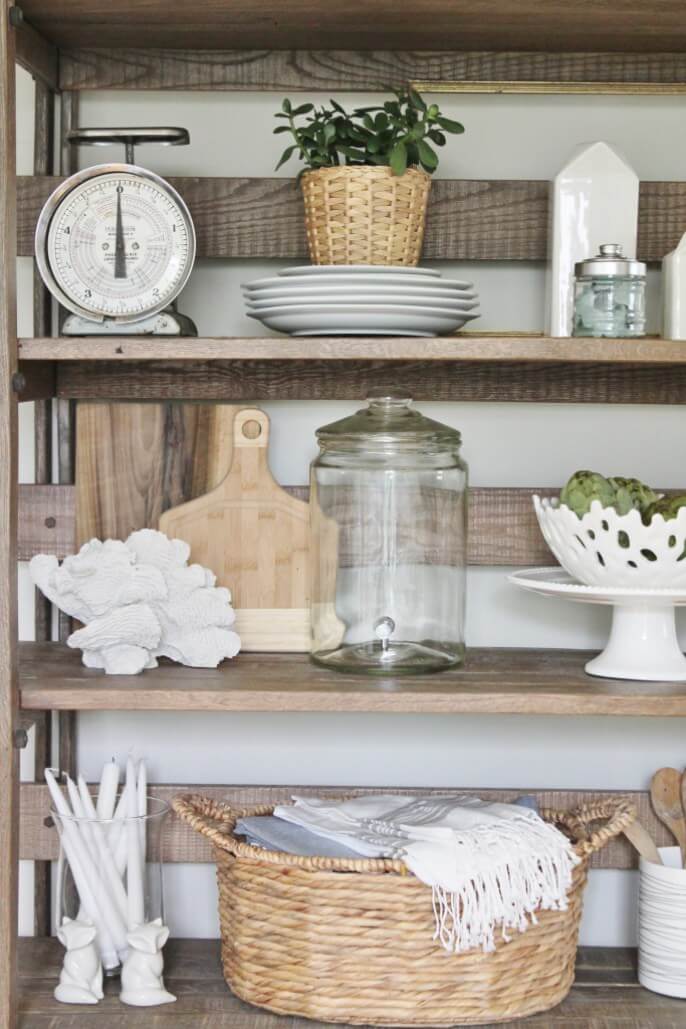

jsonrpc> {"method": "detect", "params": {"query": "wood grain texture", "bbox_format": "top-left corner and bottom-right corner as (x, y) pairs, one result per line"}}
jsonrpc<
(22, 335), (686, 363)
(17, 781), (658, 870)
(17, 484), (74, 561)
(75, 402), (236, 545)
(18, 642), (686, 717)
(160, 408), (310, 651)
(20, 481), (555, 567)
(15, 20), (57, 90)
(57, 48), (686, 92)
(16, 0), (686, 51)
(18, 939), (683, 1028)
(16, 175), (686, 262)
(0, 4), (18, 1026)
(52, 357), (686, 405)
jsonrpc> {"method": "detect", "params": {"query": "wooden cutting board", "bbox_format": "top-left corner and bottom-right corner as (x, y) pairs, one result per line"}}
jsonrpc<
(76, 402), (239, 545)
(159, 407), (310, 652)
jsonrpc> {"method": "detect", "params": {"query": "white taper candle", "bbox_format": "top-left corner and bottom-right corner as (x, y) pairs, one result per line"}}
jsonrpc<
(96, 759), (119, 821)
(126, 758), (145, 929)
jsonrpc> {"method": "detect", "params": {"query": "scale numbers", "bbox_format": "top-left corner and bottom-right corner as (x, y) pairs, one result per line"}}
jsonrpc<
(36, 165), (196, 323)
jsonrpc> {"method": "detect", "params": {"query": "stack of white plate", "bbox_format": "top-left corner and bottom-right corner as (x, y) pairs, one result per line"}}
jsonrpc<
(242, 265), (481, 336)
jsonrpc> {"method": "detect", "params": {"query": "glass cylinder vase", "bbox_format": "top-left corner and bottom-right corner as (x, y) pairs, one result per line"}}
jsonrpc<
(52, 793), (170, 974)
(310, 394), (467, 675)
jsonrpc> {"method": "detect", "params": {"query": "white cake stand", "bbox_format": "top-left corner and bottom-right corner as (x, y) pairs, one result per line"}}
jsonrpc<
(509, 568), (686, 682)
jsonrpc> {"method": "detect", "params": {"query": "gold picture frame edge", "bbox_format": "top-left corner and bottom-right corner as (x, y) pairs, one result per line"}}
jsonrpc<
(413, 80), (686, 95)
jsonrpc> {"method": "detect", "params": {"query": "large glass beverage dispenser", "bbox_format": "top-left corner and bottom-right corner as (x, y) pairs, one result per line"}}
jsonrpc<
(310, 394), (467, 674)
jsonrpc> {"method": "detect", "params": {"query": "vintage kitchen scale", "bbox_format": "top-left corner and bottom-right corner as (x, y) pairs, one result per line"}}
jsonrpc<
(35, 127), (197, 336)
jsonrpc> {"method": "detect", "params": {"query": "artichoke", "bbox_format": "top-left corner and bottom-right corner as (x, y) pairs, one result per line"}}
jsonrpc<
(642, 494), (686, 525)
(608, 476), (658, 517)
(559, 470), (616, 518)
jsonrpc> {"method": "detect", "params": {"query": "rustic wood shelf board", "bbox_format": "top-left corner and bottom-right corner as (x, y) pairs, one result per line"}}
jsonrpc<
(18, 642), (686, 716)
(16, 939), (686, 1027)
(18, 0), (686, 52)
(56, 48), (686, 92)
(18, 335), (686, 363)
(19, 337), (686, 404)
(16, 176), (686, 262)
(16, 782), (671, 869)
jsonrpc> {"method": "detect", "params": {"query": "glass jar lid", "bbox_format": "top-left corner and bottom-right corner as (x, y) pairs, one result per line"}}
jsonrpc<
(315, 393), (462, 451)
(574, 243), (646, 278)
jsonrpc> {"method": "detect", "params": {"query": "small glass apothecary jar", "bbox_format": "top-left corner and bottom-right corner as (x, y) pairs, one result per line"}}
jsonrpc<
(573, 243), (646, 338)
(309, 394), (467, 675)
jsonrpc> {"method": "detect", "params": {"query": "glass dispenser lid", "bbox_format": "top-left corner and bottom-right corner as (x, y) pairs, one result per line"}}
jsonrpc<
(315, 393), (462, 451)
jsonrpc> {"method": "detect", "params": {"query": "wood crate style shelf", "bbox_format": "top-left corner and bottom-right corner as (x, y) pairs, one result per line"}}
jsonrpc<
(18, 642), (686, 716)
(18, 335), (686, 405)
(16, 0), (686, 52)
(15, 939), (684, 1028)
(6, 4), (686, 1027)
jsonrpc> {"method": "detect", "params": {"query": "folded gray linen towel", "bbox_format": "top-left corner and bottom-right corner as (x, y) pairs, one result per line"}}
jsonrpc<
(235, 796), (538, 859)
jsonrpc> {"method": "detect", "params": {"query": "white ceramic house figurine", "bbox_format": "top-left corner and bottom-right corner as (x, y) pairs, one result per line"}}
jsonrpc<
(54, 917), (104, 1005)
(662, 232), (686, 340)
(30, 529), (241, 674)
(120, 919), (176, 1007)
(545, 141), (639, 336)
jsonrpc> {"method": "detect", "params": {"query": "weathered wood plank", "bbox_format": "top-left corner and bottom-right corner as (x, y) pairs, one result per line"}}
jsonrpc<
(16, 176), (686, 263)
(17, 939), (684, 1029)
(15, 20), (57, 90)
(56, 48), (686, 92)
(15, 361), (55, 402)
(17, 484), (75, 561)
(18, 642), (686, 718)
(18, 780), (657, 869)
(17, 481), (555, 567)
(16, 0), (686, 52)
(1, 5), (18, 1027)
(21, 335), (686, 363)
(53, 358), (686, 405)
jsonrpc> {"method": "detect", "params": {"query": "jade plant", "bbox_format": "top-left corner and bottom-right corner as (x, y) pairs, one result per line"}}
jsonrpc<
(274, 88), (464, 176)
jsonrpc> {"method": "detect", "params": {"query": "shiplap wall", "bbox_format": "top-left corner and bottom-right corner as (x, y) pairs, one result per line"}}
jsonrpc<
(16, 67), (686, 943)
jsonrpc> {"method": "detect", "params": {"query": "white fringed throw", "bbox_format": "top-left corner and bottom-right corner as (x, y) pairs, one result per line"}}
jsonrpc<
(274, 794), (579, 954)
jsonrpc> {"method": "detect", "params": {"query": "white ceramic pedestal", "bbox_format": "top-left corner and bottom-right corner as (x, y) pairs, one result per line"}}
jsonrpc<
(545, 141), (639, 337)
(508, 569), (686, 682)
(585, 603), (686, 681)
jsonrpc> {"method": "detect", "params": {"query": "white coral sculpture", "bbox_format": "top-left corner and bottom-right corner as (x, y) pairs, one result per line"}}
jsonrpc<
(30, 529), (241, 675)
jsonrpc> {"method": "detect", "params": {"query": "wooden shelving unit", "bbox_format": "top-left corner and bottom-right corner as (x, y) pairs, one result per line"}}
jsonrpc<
(5, 3), (686, 1027)
(18, 642), (686, 716)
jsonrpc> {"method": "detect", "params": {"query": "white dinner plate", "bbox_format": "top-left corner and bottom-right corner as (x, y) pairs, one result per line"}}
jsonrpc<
(243, 273), (474, 291)
(247, 304), (480, 336)
(278, 264), (442, 277)
(246, 294), (481, 312)
(245, 283), (478, 302)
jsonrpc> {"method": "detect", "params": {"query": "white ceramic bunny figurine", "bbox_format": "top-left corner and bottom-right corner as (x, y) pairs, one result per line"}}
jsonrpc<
(54, 917), (104, 1005)
(119, 918), (176, 1007)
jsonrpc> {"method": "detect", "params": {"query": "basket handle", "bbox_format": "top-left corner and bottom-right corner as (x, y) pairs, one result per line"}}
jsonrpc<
(547, 798), (637, 857)
(172, 793), (274, 855)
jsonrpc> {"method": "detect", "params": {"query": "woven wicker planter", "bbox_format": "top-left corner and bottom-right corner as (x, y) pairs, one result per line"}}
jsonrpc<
(300, 165), (431, 267)
(174, 795), (635, 1027)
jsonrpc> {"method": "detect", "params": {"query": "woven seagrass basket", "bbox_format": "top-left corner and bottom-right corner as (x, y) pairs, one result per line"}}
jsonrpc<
(300, 165), (431, 266)
(173, 795), (635, 1027)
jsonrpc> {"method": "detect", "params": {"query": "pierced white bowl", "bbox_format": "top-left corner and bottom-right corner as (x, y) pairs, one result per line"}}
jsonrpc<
(533, 495), (686, 589)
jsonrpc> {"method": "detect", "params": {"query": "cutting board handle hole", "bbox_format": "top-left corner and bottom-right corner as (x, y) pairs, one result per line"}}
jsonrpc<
(241, 419), (263, 440)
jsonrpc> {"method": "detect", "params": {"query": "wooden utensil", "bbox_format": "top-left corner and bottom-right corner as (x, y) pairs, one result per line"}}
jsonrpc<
(159, 407), (310, 652)
(623, 819), (662, 865)
(650, 767), (686, 866)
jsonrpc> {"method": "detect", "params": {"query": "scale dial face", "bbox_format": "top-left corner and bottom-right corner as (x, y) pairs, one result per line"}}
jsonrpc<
(36, 164), (196, 324)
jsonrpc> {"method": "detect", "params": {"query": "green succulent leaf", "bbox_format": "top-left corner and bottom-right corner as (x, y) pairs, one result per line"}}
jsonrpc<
(417, 139), (438, 171)
(436, 116), (465, 134)
(281, 98), (292, 114)
(389, 141), (408, 176)
(275, 144), (299, 170)
(291, 103), (314, 116)
(408, 88), (427, 111)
